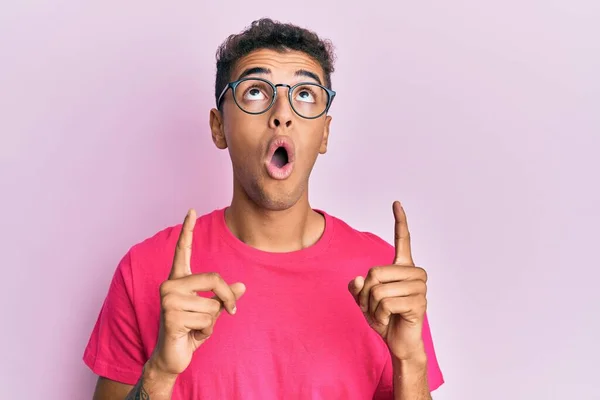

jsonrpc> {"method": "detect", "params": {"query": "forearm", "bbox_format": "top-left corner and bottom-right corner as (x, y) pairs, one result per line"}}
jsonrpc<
(392, 353), (431, 400)
(125, 360), (178, 400)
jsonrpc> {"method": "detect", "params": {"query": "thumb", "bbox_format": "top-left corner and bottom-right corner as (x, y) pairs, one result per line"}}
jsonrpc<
(213, 282), (246, 318)
(229, 282), (247, 300)
(348, 276), (365, 304)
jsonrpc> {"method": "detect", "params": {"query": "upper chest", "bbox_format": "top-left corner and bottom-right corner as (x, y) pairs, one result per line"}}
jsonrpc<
(135, 255), (388, 397)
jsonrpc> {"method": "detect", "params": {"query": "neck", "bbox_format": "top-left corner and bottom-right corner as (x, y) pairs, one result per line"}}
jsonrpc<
(225, 183), (325, 253)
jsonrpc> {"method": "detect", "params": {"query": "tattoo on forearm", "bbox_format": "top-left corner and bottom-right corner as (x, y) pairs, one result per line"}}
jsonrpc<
(125, 379), (150, 400)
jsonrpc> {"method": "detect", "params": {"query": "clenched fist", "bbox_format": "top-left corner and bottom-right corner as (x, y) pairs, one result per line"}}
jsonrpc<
(149, 209), (246, 377)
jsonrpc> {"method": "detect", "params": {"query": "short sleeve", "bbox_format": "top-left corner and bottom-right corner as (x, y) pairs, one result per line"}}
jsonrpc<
(83, 251), (146, 385)
(373, 313), (445, 399)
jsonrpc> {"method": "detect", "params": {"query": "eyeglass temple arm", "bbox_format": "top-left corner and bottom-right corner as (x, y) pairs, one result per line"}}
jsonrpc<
(216, 83), (232, 108)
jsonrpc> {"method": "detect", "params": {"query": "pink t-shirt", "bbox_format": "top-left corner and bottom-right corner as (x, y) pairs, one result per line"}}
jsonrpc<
(83, 208), (444, 399)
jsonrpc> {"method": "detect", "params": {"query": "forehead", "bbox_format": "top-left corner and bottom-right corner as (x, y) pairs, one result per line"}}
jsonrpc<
(231, 48), (325, 82)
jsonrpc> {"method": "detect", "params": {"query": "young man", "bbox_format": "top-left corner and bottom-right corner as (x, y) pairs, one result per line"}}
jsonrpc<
(84, 18), (444, 399)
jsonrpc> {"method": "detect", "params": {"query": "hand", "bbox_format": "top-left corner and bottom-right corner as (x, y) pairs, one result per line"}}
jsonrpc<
(348, 201), (428, 360)
(149, 209), (246, 377)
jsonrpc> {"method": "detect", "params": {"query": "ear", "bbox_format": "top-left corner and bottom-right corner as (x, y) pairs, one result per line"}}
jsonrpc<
(209, 108), (227, 149)
(319, 115), (332, 154)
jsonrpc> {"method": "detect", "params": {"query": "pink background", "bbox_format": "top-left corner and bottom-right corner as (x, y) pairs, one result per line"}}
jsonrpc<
(1, 1), (598, 399)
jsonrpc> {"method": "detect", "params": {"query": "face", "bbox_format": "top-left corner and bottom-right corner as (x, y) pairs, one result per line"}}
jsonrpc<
(209, 48), (333, 211)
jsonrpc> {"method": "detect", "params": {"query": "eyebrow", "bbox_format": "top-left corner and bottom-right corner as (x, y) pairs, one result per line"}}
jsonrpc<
(237, 67), (323, 85)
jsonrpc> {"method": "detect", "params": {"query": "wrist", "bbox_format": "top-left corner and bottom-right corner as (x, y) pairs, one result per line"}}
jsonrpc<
(391, 350), (430, 400)
(390, 338), (426, 360)
(391, 344), (428, 376)
(143, 357), (179, 393)
(392, 354), (427, 373)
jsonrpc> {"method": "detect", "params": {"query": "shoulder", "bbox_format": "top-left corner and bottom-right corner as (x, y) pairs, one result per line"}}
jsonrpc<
(327, 211), (393, 250)
(122, 209), (218, 277)
(325, 210), (395, 262)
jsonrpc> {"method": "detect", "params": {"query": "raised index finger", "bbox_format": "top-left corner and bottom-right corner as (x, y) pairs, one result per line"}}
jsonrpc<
(169, 208), (197, 280)
(393, 201), (414, 266)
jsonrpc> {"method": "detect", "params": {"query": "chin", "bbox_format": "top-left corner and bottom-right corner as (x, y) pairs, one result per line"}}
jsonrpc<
(254, 191), (301, 211)
(248, 181), (305, 212)
(234, 165), (308, 211)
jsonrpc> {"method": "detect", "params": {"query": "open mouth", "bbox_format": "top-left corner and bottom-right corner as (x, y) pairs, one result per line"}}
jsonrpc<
(265, 137), (295, 179)
(271, 146), (289, 168)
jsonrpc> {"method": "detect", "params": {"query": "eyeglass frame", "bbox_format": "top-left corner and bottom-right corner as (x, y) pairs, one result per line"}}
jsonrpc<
(216, 77), (337, 120)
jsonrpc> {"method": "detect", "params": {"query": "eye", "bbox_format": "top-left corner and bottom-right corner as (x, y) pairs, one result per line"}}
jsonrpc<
(295, 88), (315, 103)
(244, 86), (267, 101)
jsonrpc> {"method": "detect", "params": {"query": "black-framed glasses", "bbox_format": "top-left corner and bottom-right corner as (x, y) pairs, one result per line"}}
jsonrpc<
(216, 77), (336, 119)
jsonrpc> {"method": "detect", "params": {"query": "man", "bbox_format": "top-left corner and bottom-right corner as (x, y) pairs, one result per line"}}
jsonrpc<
(84, 18), (444, 399)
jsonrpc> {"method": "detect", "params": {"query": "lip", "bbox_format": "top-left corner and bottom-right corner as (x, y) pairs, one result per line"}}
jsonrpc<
(264, 136), (296, 180)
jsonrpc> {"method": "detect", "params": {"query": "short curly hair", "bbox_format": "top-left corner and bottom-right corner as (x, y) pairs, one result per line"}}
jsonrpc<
(214, 18), (336, 107)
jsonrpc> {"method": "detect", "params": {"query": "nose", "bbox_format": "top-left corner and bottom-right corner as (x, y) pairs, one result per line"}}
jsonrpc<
(269, 86), (293, 129)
